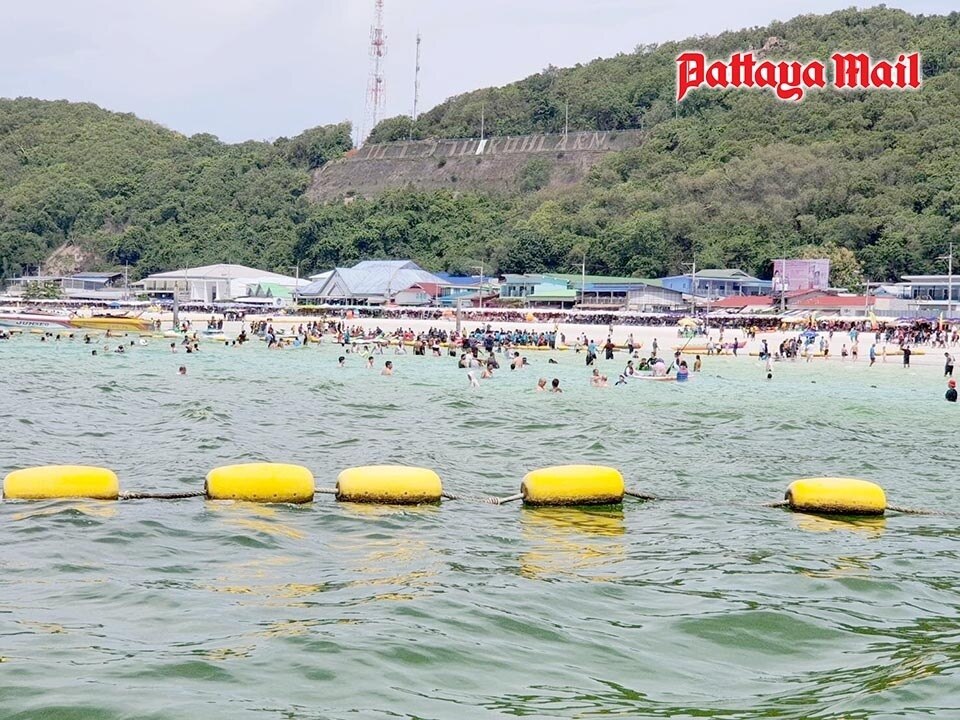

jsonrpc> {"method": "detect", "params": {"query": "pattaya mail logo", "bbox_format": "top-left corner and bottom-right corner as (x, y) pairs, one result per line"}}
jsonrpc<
(676, 52), (922, 101)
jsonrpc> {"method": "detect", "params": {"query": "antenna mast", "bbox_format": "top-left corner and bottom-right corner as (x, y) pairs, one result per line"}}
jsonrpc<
(361, 0), (387, 146)
(410, 32), (421, 140)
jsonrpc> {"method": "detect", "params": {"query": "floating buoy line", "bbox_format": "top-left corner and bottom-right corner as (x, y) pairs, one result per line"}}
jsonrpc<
(0, 464), (947, 519)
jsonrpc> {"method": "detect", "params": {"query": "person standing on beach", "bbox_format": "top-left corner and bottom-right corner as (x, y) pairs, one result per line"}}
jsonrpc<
(945, 352), (955, 377)
(869, 344), (877, 366)
(652, 338), (659, 357)
(903, 346), (911, 368)
(604, 338), (615, 360)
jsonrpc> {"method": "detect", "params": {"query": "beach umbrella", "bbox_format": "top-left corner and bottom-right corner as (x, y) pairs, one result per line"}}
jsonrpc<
(677, 317), (698, 327)
(801, 329), (818, 339)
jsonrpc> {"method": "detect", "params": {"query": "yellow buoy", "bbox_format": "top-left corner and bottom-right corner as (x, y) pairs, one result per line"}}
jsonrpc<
(205, 463), (314, 504)
(3, 465), (119, 500)
(521, 465), (625, 506)
(336, 465), (442, 504)
(785, 477), (886, 515)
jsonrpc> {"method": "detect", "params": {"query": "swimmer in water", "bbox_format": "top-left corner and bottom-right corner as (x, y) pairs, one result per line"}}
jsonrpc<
(178, 366), (187, 375)
(338, 356), (345, 367)
(536, 378), (547, 391)
(467, 371), (480, 388)
(947, 378), (957, 402)
(481, 363), (494, 379)
(551, 378), (562, 393)
(676, 360), (689, 382)
(381, 360), (394, 376)
(366, 356), (375, 369)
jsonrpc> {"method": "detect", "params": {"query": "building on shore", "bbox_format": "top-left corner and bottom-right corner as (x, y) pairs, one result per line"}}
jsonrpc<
(295, 260), (445, 306)
(883, 275), (960, 316)
(134, 264), (306, 303)
(4, 272), (128, 300)
(498, 273), (686, 311)
(660, 269), (771, 299)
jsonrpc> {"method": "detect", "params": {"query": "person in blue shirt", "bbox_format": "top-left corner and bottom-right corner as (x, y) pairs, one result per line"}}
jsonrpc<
(676, 360), (690, 382)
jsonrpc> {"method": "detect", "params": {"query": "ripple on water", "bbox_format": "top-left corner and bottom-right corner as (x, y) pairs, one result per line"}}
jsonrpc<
(0, 339), (959, 718)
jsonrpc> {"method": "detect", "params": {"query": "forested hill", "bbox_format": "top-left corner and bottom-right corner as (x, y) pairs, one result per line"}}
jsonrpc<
(369, 6), (960, 142)
(0, 99), (351, 279)
(2, 6), (960, 285)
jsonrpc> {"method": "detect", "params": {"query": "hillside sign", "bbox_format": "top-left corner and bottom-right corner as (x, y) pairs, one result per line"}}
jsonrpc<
(676, 51), (922, 102)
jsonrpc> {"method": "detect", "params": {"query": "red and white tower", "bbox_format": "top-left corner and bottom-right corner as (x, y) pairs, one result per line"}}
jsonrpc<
(361, 0), (387, 145)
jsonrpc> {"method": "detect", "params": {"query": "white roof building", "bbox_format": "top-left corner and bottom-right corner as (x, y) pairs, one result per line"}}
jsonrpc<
(297, 260), (443, 305)
(135, 264), (308, 302)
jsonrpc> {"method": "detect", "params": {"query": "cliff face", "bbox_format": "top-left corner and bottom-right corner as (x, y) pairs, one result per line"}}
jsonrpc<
(307, 129), (645, 201)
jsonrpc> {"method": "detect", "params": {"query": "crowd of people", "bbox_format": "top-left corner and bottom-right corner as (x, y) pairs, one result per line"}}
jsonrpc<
(8, 310), (960, 402)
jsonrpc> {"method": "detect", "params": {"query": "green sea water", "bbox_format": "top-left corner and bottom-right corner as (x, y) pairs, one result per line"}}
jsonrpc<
(1, 336), (959, 719)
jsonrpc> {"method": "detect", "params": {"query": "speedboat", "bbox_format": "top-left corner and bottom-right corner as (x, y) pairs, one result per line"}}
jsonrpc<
(0, 312), (73, 330)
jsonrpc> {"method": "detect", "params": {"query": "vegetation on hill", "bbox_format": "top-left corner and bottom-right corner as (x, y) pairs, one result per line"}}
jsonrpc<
(1, 7), (959, 285)
(0, 99), (350, 279)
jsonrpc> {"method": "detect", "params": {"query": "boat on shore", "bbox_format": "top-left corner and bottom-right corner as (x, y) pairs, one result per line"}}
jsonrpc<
(0, 312), (74, 330)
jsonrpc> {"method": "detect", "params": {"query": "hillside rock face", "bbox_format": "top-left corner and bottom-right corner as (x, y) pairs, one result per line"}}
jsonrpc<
(307, 129), (645, 201)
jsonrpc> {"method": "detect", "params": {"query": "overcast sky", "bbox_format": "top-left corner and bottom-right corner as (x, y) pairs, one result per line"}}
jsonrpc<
(1, 0), (954, 143)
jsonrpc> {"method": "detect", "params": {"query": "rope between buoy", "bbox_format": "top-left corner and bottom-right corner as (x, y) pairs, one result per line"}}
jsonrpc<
(624, 490), (657, 501)
(315, 487), (338, 495)
(441, 492), (459, 501)
(886, 505), (954, 516)
(486, 493), (523, 505)
(762, 501), (790, 509)
(119, 491), (206, 501)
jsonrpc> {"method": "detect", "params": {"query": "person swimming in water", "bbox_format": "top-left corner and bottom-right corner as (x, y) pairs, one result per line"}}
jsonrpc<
(551, 378), (563, 393)
(381, 361), (394, 376)
(536, 377), (547, 392)
(676, 360), (689, 382)
(467, 371), (480, 388)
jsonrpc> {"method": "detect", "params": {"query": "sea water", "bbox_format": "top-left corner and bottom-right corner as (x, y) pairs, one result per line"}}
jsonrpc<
(0, 337), (958, 718)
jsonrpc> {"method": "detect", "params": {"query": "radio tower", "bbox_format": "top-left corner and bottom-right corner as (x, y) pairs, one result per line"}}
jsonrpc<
(410, 32), (421, 140)
(362, 0), (386, 145)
